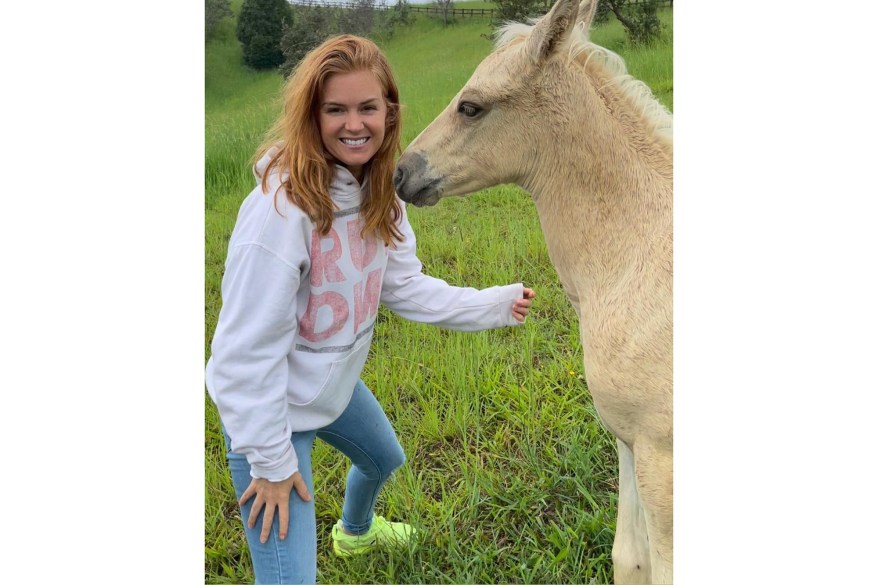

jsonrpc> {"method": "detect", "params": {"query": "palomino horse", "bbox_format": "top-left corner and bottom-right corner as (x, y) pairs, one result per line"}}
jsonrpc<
(393, 0), (673, 582)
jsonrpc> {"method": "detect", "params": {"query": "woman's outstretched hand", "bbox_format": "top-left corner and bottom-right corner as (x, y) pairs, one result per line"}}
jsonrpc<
(239, 471), (312, 543)
(512, 288), (536, 322)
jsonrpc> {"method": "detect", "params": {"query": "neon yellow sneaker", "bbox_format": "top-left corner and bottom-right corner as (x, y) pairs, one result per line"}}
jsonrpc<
(331, 515), (417, 557)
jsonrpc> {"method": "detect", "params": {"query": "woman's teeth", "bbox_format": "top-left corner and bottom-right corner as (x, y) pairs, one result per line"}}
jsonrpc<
(341, 138), (368, 146)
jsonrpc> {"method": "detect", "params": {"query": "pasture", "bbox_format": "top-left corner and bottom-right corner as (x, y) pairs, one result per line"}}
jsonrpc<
(205, 3), (673, 583)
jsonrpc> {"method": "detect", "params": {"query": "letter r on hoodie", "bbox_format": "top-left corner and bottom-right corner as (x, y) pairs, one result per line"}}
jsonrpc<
(310, 228), (344, 287)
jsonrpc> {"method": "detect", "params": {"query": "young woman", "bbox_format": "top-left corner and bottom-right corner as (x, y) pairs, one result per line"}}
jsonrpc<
(205, 34), (536, 584)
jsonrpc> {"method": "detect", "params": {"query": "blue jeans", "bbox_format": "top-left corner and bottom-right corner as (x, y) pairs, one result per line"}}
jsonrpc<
(223, 380), (406, 584)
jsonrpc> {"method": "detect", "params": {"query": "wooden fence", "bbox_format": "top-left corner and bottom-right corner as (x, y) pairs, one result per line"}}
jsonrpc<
(288, 1), (672, 19)
(409, 6), (495, 17)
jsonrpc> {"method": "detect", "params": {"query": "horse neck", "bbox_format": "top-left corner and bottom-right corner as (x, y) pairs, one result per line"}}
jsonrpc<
(523, 68), (673, 283)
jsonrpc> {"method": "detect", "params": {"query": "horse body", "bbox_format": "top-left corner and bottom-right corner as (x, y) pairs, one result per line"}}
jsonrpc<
(394, 0), (673, 582)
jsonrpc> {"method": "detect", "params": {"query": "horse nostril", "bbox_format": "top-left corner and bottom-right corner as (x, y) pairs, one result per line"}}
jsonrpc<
(393, 166), (406, 191)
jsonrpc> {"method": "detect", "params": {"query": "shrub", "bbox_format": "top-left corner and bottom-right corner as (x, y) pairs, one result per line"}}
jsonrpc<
(338, 0), (377, 37)
(236, 0), (293, 70)
(377, 0), (414, 39)
(279, 2), (416, 77)
(206, 0), (233, 40)
(279, 6), (340, 78)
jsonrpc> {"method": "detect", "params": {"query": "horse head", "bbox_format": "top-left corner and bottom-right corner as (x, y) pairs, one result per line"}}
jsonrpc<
(394, 0), (598, 206)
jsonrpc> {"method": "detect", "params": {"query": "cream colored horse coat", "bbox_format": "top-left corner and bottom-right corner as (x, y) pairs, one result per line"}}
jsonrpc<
(393, 0), (673, 582)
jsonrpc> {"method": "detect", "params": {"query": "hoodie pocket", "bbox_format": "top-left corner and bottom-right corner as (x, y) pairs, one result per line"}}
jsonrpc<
(287, 337), (371, 407)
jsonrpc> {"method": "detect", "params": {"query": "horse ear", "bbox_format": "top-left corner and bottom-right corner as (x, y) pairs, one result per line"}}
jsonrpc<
(577, 0), (598, 34)
(525, 0), (579, 64)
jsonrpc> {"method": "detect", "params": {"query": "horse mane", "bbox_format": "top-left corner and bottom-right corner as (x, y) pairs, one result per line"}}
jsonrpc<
(496, 21), (673, 146)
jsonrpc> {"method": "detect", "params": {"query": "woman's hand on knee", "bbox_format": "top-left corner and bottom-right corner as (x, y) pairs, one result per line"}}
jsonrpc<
(240, 472), (312, 543)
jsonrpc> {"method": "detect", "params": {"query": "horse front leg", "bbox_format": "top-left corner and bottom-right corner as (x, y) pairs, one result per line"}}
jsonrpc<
(634, 439), (673, 584)
(612, 438), (651, 584)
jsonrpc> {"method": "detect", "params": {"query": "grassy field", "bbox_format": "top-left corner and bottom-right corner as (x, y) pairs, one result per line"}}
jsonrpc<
(205, 4), (672, 583)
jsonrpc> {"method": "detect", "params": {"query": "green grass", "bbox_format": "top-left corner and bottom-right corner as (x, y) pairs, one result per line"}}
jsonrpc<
(205, 6), (671, 584)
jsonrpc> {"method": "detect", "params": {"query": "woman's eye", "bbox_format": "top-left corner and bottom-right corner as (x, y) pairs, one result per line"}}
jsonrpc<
(457, 102), (481, 118)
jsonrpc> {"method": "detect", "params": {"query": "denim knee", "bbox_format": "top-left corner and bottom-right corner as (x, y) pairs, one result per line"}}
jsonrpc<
(357, 439), (405, 482)
(384, 442), (406, 477)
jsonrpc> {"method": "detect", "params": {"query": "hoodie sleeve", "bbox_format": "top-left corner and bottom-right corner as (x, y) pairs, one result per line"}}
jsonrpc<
(210, 242), (302, 482)
(380, 202), (524, 331)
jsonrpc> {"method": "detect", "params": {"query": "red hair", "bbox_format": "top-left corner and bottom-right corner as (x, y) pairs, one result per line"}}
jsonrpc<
(255, 35), (403, 245)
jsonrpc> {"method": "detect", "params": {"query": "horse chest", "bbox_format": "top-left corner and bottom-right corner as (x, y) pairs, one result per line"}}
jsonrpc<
(577, 302), (673, 445)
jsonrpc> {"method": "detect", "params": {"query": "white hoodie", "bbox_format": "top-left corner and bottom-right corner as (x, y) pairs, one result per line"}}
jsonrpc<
(205, 148), (524, 482)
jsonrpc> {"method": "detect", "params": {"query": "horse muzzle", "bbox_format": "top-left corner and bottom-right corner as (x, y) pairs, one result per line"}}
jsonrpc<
(394, 152), (443, 207)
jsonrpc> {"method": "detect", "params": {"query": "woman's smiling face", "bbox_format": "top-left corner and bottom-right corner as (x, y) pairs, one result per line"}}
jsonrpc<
(318, 70), (387, 183)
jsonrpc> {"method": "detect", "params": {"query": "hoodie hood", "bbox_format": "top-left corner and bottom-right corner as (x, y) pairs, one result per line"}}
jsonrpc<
(254, 145), (282, 182)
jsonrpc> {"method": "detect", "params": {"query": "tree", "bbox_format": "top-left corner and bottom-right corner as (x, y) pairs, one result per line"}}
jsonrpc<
(492, 0), (662, 45)
(593, 0), (611, 24)
(603, 0), (663, 45)
(279, 2), (415, 76)
(434, 0), (456, 26)
(337, 0), (377, 37)
(279, 6), (339, 78)
(206, 0), (233, 40)
(378, 0), (413, 38)
(389, 0), (413, 26)
(492, 0), (550, 25)
(236, 0), (293, 70)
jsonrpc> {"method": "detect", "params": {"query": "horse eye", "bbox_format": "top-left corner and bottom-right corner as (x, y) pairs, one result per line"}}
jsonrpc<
(457, 102), (482, 118)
